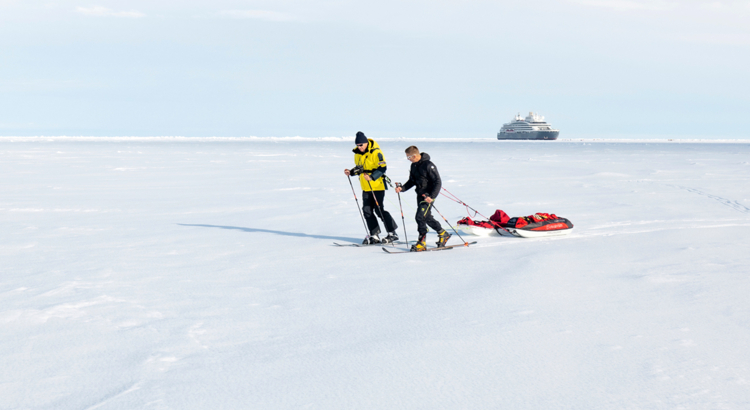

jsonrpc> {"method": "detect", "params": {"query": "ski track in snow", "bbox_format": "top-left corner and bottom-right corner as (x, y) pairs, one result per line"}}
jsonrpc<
(82, 383), (142, 410)
(667, 184), (750, 214)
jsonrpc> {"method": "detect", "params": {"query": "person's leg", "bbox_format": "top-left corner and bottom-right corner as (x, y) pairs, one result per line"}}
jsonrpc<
(414, 199), (431, 236)
(423, 202), (443, 233)
(422, 200), (450, 247)
(361, 191), (381, 237)
(411, 199), (431, 250)
(371, 190), (398, 233)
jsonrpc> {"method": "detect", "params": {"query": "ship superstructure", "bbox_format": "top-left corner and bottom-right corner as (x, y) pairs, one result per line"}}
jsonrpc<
(497, 112), (559, 140)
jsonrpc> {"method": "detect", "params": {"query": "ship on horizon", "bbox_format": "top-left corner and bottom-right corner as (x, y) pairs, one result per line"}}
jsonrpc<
(497, 112), (559, 140)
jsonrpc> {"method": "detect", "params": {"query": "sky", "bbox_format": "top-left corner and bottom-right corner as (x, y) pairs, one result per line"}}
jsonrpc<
(1, 0), (749, 138)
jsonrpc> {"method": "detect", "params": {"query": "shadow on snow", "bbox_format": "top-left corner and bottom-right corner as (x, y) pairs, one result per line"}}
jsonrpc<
(177, 224), (360, 243)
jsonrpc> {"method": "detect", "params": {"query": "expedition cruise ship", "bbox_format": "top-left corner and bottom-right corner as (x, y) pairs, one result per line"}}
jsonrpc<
(497, 112), (559, 140)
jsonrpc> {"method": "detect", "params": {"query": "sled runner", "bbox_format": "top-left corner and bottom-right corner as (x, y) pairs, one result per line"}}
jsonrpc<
(496, 224), (573, 238)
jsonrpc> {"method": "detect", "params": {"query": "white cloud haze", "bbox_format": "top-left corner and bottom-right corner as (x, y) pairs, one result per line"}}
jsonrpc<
(76, 6), (145, 18)
(217, 10), (300, 22)
(570, 0), (678, 11)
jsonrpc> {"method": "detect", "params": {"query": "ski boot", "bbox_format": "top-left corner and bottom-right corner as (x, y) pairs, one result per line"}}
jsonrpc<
(381, 232), (399, 244)
(436, 230), (452, 248)
(410, 234), (427, 252)
(363, 234), (381, 245)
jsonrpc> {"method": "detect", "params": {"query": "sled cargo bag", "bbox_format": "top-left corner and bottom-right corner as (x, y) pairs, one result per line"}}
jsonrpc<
(500, 212), (574, 238)
(456, 217), (499, 236)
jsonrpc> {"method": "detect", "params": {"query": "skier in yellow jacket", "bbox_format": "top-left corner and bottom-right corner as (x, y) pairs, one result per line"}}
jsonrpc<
(344, 131), (398, 244)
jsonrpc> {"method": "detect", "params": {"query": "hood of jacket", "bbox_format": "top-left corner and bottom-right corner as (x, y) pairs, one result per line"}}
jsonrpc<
(352, 139), (380, 155)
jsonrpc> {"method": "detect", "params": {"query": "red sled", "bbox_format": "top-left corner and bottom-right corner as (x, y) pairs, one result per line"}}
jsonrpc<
(457, 211), (574, 238)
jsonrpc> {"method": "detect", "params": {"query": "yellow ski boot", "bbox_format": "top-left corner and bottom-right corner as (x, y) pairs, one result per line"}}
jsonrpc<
(436, 230), (452, 248)
(410, 234), (427, 252)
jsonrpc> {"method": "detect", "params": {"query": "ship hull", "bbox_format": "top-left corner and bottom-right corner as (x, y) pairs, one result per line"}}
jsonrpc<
(497, 130), (559, 140)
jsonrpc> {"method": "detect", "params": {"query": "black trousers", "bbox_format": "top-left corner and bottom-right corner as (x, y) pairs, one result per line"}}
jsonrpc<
(415, 199), (442, 236)
(362, 190), (398, 236)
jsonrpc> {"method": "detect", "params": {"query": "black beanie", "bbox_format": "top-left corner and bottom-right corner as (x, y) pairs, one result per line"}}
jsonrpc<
(355, 131), (367, 145)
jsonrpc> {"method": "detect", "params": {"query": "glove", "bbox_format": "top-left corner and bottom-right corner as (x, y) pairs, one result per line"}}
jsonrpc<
(350, 165), (364, 176)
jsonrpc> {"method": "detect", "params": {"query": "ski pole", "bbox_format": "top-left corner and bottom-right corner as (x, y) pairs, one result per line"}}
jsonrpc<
(430, 203), (469, 246)
(395, 183), (409, 249)
(385, 176), (415, 213)
(347, 175), (370, 240)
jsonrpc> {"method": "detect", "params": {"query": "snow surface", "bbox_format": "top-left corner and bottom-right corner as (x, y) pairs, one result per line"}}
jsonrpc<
(2, 138), (749, 409)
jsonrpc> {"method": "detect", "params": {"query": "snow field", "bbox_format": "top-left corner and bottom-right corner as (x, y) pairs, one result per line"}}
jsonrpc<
(1, 139), (749, 409)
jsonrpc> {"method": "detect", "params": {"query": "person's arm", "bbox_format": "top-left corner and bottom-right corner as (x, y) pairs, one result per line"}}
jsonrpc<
(369, 151), (387, 181)
(400, 168), (415, 192)
(369, 166), (386, 181)
(428, 162), (442, 199)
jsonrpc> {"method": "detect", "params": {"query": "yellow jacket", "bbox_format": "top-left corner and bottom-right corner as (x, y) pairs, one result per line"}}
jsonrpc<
(353, 139), (388, 191)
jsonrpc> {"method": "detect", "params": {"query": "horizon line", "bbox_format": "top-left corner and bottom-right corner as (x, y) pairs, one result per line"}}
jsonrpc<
(2, 136), (750, 144)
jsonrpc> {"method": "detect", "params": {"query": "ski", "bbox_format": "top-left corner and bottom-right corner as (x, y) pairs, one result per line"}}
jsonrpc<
(382, 241), (478, 254)
(334, 241), (405, 247)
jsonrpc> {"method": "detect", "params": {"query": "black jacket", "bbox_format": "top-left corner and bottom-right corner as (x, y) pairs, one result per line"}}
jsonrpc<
(401, 152), (441, 199)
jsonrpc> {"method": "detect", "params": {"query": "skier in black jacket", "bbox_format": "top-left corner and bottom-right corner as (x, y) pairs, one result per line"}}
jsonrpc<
(395, 145), (451, 251)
